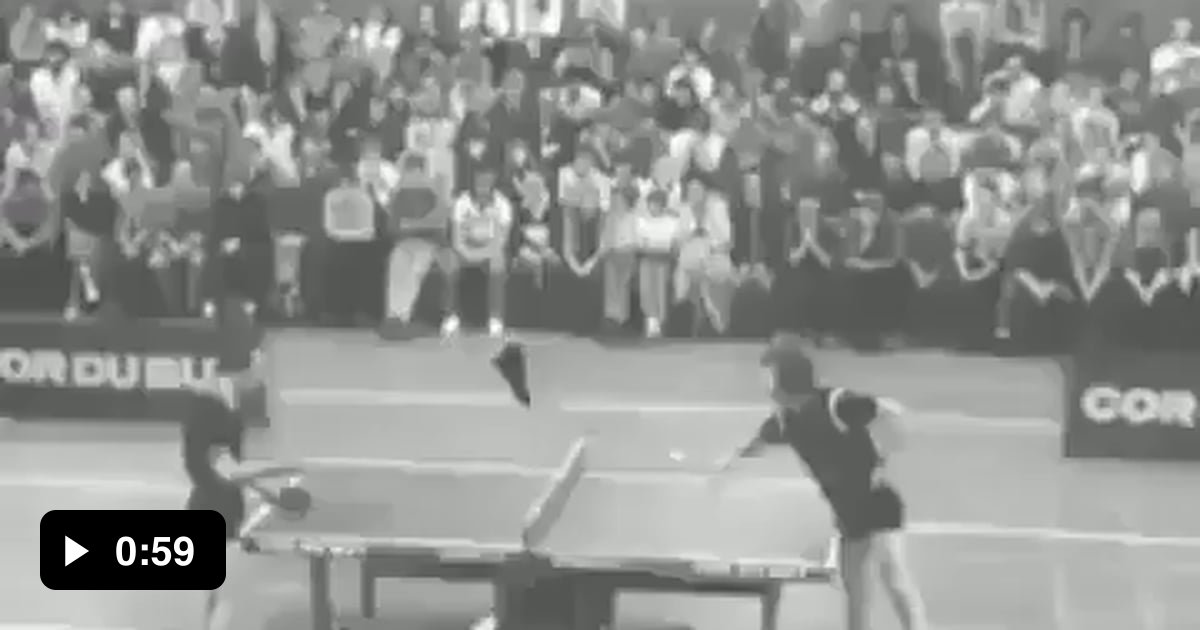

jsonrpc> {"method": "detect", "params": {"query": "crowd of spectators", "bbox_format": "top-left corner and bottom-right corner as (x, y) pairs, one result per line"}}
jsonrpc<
(1, 0), (1199, 355)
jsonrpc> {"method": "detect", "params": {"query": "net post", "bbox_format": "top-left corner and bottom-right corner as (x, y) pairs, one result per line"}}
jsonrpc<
(521, 438), (588, 549)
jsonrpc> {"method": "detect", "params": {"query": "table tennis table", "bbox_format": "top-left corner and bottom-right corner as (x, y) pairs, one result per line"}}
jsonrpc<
(240, 439), (838, 630)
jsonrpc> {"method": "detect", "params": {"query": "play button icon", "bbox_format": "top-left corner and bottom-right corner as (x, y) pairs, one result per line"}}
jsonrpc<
(64, 536), (88, 567)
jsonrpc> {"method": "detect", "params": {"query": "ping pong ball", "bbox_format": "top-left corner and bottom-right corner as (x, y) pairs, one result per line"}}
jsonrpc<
(669, 450), (686, 461)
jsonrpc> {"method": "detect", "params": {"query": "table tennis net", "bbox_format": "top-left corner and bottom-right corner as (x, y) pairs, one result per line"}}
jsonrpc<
(521, 437), (587, 548)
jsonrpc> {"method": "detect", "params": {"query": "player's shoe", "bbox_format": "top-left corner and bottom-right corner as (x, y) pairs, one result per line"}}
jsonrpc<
(487, 317), (504, 338)
(469, 613), (497, 630)
(441, 314), (461, 337)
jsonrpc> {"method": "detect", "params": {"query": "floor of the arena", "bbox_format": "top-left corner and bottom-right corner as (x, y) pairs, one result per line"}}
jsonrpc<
(3, 330), (1200, 630)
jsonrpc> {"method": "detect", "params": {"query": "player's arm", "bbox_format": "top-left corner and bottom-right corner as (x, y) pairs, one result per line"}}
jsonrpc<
(715, 414), (788, 473)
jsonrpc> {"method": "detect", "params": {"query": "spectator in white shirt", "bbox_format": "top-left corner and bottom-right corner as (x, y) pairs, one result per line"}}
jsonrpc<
(665, 43), (715, 102)
(243, 109), (298, 186)
(459, 0), (511, 39)
(29, 42), (80, 142)
(44, 5), (90, 51)
(447, 170), (513, 337)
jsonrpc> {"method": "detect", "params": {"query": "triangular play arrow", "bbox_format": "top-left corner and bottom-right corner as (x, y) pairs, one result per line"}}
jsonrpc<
(64, 536), (88, 567)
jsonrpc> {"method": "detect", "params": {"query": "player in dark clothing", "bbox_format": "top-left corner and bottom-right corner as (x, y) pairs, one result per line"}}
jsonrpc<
(722, 333), (928, 630)
(183, 382), (297, 630)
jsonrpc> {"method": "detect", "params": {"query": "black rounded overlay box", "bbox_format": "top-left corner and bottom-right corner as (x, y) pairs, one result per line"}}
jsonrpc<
(41, 510), (227, 590)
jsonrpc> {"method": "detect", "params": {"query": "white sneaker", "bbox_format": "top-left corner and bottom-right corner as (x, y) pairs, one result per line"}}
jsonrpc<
(441, 314), (461, 337)
(645, 317), (661, 339)
(469, 613), (497, 630)
(63, 305), (79, 321)
(487, 317), (504, 338)
(202, 301), (216, 318)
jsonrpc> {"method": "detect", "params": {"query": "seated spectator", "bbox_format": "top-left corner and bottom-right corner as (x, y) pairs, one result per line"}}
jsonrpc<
(322, 168), (379, 325)
(841, 192), (904, 351)
(268, 136), (339, 319)
(447, 170), (512, 337)
(0, 164), (61, 313)
(777, 197), (837, 338)
(901, 204), (957, 346)
(1113, 207), (1176, 349)
(1002, 202), (1074, 354)
(507, 159), (556, 329)
(383, 152), (451, 337)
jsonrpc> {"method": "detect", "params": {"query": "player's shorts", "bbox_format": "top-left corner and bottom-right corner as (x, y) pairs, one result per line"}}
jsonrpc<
(835, 484), (906, 541)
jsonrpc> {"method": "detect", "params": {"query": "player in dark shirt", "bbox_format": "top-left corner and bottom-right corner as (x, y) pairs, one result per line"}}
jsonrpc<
(722, 334), (928, 630)
(183, 382), (297, 630)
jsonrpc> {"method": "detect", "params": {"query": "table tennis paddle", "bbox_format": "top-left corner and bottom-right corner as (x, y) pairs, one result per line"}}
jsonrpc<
(492, 340), (531, 407)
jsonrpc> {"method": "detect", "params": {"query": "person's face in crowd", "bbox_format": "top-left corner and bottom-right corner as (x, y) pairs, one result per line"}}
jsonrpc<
(46, 46), (68, 71)
(474, 172), (495, 199)
(889, 11), (908, 36)
(630, 27), (647, 49)
(787, 34), (805, 59)
(20, 119), (39, 144)
(685, 179), (705, 205)
(510, 142), (529, 168)
(846, 10), (863, 34)
(613, 163), (632, 187)
(75, 171), (92, 195)
(640, 81), (659, 103)
(718, 80), (737, 101)
(116, 86), (138, 113)
(503, 72), (525, 105)
(572, 151), (594, 174)
(1004, 56), (1023, 73)
(1135, 209), (1163, 247)
(839, 39), (859, 62)
(1172, 18), (1192, 42)
(877, 83), (896, 107)
(366, 5), (387, 24)
(368, 97), (387, 121)
(1119, 68), (1142, 92)
(826, 69), (846, 93)
(418, 5), (435, 33)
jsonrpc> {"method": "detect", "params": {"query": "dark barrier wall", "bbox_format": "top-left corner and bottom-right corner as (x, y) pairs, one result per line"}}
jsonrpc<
(0, 310), (266, 424)
(1063, 352), (1200, 461)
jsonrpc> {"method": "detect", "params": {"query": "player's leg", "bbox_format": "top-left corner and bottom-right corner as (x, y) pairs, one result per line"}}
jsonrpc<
(838, 534), (873, 630)
(873, 528), (928, 630)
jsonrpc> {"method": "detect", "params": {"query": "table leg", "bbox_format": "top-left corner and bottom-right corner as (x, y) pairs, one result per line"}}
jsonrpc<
(759, 583), (782, 630)
(359, 560), (376, 618)
(572, 581), (616, 630)
(310, 553), (334, 630)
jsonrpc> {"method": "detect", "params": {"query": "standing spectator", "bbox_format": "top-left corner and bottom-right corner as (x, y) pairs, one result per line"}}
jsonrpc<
(506, 156), (555, 329)
(62, 170), (118, 318)
(777, 196), (836, 338)
(30, 41), (80, 142)
(206, 181), (270, 317)
(674, 181), (735, 334)
(446, 170), (512, 337)
(953, 176), (1014, 350)
(599, 163), (643, 334)
(635, 189), (681, 338)
(321, 169), (378, 325)
(557, 148), (608, 334)
(905, 108), (962, 213)
(95, 0), (140, 56)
